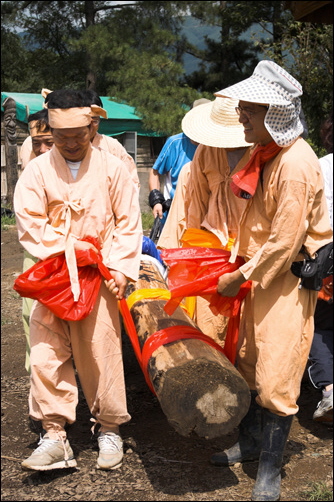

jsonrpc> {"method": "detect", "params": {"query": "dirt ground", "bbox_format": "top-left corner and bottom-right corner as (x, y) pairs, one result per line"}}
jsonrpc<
(1, 225), (333, 502)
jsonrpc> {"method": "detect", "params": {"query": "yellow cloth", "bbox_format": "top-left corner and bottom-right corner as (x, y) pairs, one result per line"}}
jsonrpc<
(125, 288), (192, 317)
(180, 227), (234, 251)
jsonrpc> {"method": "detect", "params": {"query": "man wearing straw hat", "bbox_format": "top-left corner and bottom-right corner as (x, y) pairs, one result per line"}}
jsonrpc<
(208, 61), (333, 501)
(14, 89), (142, 472)
(157, 97), (252, 348)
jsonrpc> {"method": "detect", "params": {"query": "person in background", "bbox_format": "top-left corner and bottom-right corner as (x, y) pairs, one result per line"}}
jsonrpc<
(148, 98), (211, 233)
(308, 109), (333, 425)
(209, 61), (332, 501)
(14, 89), (142, 472)
(19, 109), (54, 170)
(156, 160), (191, 250)
(20, 109), (54, 375)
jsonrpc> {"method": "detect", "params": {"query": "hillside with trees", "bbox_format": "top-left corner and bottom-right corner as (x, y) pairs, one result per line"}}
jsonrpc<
(1, 0), (332, 150)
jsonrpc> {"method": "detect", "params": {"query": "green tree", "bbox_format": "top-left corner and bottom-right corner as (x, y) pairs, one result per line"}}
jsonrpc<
(1, 1), (203, 134)
(1, 1), (332, 144)
(1, 1), (142, 91)
(1, 27), (31, 91)
(257, 21), (333, 154)
(183, 1), (293, 93)
(75, 2), (204, 134)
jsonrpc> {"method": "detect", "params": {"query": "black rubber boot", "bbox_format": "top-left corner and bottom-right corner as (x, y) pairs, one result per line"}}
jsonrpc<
(29, 417), (44, 436)
(251, 410), (293, 501)
(211, 391), (262, 466)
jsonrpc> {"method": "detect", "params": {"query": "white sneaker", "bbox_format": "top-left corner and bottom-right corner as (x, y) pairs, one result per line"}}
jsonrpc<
(22, 434), (77, 471)
(97, 432), (123, 470)
(313, 392), (333, 424)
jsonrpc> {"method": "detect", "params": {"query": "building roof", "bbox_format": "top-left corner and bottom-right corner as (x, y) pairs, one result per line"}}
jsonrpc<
(1, 91), (163, 137)
(284, 1), (333, 24)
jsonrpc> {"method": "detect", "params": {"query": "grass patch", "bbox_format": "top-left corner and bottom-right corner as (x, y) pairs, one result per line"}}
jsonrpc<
(141, 211), (154, 231)
(302, 481), (333, 501)
(1, 214), (16, 230)
(1, 317), (11, 326)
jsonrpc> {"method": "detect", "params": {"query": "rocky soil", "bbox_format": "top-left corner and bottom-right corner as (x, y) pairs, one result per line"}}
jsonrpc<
(1, 225), (333, 501)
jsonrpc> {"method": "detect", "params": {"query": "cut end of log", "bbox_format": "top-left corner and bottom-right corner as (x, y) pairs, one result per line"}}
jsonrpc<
(154, 359), (251, 439)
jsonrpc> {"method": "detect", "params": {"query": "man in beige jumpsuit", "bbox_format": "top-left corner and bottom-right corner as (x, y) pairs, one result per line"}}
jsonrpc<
(20, 109), (54, 374)
(14, 89), (142, 472)
(21, 93), (139, 376)
(209, 61), (333, 501)
(158, 97), (252, 347)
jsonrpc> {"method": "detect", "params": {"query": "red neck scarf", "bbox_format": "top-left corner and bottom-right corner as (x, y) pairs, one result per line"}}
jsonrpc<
(230, 141), (282, 199)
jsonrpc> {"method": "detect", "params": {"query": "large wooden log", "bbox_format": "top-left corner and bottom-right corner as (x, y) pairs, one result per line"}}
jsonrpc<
(123, 257), (250, 439)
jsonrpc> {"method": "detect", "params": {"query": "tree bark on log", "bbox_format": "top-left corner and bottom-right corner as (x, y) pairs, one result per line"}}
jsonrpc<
(124, 257), (250, 439)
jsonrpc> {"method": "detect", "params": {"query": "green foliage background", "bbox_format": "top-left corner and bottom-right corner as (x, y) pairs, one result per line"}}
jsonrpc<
(1, 0), (332, 149)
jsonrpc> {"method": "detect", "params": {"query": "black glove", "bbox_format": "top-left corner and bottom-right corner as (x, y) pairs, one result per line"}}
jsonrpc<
(149, 189), (165, 209)
(162, 198), (171, 213)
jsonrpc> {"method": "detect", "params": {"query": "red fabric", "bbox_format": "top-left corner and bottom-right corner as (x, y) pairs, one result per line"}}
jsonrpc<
(318, 274), (333, 302)
(160, 247), (252, 364)
(230, 141), (282, 199)
(160, 247), (250, 314)
(13, 237), (112, 321)
(140, 326), (226, 374)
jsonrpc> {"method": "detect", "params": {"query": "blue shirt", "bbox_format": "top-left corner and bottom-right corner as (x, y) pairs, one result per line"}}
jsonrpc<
(152, 132), (197, 200)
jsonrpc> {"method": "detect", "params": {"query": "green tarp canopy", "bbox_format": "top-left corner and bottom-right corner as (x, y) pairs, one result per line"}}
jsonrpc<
(1, 91), (163, 137)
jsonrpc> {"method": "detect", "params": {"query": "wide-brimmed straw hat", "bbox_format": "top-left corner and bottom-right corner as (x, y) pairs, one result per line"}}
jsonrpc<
(182, 97), (250, 148)
(214, 60), (304, 147)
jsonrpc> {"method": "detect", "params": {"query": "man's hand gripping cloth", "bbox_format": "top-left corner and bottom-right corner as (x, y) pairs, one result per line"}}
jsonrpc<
(13, 237), (113, 321)
(160, 246), (251, 364)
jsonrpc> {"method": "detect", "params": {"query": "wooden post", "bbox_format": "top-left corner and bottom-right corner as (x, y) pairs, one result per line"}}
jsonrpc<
(123, 257), (250, 439)
(3, 97), (18, 209)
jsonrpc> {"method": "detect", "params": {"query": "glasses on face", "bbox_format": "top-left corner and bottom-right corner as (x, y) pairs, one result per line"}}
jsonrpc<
(235, 105), (269, 119)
